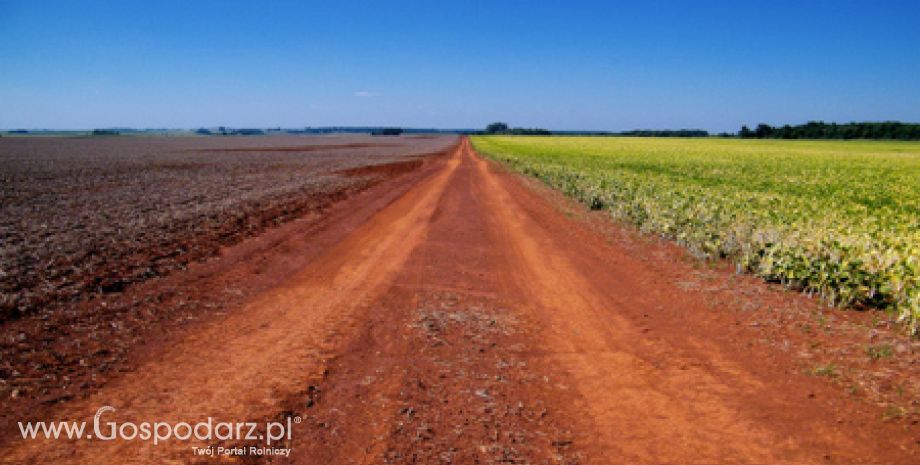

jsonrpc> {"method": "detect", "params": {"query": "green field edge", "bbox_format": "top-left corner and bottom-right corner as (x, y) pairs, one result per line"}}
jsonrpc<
(470, 136), (920, 336)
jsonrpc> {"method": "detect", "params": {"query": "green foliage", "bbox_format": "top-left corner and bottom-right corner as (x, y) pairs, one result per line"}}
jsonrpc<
(619, 129), (709, 137)
(866, 344), (894, 360)
(739, 121), (920, 140)
(507, 128), (551, 135)
(484, 122), (550, 135)
(471, 136), (920, 334)
(811, 363), (839, 377)
(485, 122), (510, 134)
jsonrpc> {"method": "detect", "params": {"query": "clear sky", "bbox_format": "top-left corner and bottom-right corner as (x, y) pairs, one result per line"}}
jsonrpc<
(1, 0), (919, 132)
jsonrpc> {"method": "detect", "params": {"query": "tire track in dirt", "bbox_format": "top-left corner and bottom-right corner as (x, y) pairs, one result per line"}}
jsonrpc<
(0, 145), (461, 464)
(467, 139), (918, 464)
(285, 139), (584, 465)
(3, 139), (918, 464)
(271, 139), (917, 465)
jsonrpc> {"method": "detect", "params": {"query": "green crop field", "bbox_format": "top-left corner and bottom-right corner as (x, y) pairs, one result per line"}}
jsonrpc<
(471, 136), (920, 333)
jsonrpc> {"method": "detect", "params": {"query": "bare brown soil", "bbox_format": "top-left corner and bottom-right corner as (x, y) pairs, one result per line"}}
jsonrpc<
(189, 142), (403, 153)
(0, 135), (457, 432)
(1, 138), (918, 464)
(0, 135), (456, 322)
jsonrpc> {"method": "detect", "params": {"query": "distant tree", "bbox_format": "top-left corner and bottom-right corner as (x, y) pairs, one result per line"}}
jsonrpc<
(372, 128), (403, 136)
(484, 122), (550, 135)
(508, 127), (551, 135)
(775, 124), (794, 139)
(485, 122), (509, 134)
(230, 128), (265, 136)
(619, 129), (708, 137)
(738, 121), (920, 140)
(754, 123), (774, 138)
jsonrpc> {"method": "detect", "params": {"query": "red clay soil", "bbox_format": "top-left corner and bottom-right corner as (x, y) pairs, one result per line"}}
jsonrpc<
(2, 139), (918, 464)
(0, 146), (454, 444)
(335, 159), (424, 178)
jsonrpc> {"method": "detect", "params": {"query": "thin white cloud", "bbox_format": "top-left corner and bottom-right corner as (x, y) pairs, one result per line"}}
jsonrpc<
(354, 91), (379, 98)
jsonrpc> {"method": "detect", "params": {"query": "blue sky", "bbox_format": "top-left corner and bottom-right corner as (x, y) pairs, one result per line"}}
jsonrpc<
(1, 0), (919, 131)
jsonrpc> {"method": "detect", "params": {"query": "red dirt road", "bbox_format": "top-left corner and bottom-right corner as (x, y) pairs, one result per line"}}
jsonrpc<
(2, 139), (917, 464)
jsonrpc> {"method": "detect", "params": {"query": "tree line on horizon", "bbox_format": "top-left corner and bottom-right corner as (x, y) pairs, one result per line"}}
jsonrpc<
(481, 121), (920, 140)
(484, 122), (552, 135)
(17, 121), (917, 140)
(482, 123), (710, 137)
(619, 129), (709, 137)
(739, 121), (920, 140)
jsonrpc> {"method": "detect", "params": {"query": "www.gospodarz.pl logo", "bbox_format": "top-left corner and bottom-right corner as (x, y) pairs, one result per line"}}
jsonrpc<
(17, 406), (299, 457)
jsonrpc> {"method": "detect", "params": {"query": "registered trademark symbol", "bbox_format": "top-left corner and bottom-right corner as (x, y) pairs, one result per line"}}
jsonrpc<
(293, 416), (302, 424)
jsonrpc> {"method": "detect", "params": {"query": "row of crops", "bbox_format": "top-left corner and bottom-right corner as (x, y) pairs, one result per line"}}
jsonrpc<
(471, 136), (920, 333)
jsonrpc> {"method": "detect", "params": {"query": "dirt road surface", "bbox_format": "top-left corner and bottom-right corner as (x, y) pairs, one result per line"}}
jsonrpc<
(2, 139), (917, 464)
